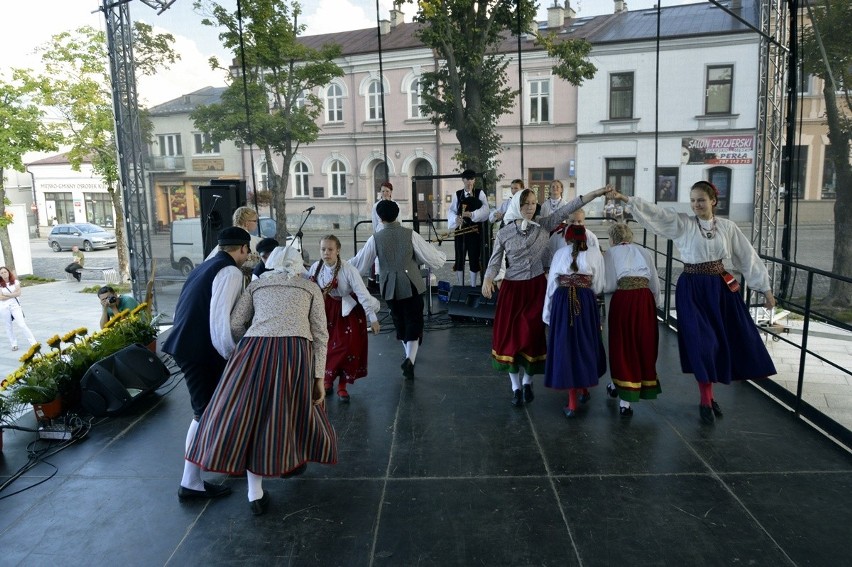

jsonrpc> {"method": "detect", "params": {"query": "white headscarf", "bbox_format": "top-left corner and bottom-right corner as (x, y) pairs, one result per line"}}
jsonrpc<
(262, 245), (304, 279)
(502, 190), (540, 232)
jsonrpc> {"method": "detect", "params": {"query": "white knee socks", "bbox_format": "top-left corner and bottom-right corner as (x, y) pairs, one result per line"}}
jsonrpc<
(469, 271), (478, 287)
(247, 471), (264, 502)
(509, 372), (521, 391)
(520, 368), (532, 385)
(456, 271), (464, 286)
(407, 340), (419, 364)
(181, 419), (204, 490)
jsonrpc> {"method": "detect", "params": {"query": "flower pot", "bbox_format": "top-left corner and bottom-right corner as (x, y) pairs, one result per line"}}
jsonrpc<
(146, 340), (157, 354)
(32, 397), (63, 422)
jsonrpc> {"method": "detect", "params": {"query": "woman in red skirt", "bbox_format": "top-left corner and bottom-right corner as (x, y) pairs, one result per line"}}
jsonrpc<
(186, 246), (337, 516)
(482, 185), (610, 407)
(308, 235), (381, 401)
(603, 223), (662, 417)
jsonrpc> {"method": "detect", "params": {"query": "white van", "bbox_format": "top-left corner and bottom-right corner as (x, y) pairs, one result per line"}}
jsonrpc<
(170, 217), (306, 276)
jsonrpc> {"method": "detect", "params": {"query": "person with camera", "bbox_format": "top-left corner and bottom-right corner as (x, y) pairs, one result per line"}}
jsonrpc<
(98, 286), (139, 329)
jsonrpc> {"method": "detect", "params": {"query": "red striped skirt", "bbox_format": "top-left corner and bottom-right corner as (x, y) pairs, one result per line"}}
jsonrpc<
(608, 287), (661, 401)
(186, 336), (338, 477)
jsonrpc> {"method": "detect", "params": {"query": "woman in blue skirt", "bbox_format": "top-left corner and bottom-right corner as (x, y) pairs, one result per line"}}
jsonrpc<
(609, 182), (776, 424)
(543, 219), (607, 418)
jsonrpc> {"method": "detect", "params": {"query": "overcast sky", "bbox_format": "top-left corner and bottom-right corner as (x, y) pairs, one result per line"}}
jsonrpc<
(1, 0), (701, 107)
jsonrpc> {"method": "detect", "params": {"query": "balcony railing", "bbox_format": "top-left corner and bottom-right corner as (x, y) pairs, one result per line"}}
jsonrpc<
(149, 155), (186, 171)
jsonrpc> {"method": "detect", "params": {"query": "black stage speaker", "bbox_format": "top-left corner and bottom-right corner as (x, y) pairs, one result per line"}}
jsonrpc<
(81, 344), (170, 417)
(447, 285), (498, 323)
(199, 181), (244, 257)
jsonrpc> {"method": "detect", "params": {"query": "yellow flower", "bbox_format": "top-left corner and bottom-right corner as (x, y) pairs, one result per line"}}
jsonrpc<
(76, 327), (89, 336)
(130, 304), (146, 315)
(46, 335), (62, 349)
(61, 330), (78, 343)
(19, 343), (41, 363)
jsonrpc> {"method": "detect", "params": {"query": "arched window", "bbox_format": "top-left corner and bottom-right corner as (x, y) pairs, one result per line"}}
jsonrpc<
(326, 84), (343, 123)
(367, 80), (383, 121)
(292, 162), (309, 197)
(259, 162), (269, 191)
(329, 160), (347, 197)
(409, 78), (424, 119)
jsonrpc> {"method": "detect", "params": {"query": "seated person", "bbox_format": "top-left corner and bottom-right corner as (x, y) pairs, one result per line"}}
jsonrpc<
(98, 285), (140, 329)
(252, 237), (279, 281)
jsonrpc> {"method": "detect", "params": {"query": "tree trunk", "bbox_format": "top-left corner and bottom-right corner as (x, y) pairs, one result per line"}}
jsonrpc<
(0, 177), (16, 273)
(262, 146), (291, 242)
(108, 185), (130, 282)
(823, 85), (852, 307)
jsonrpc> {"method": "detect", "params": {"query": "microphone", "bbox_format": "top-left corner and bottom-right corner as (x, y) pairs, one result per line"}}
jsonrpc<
(303, 206), (315, 213)
(211, 194), (222, 200)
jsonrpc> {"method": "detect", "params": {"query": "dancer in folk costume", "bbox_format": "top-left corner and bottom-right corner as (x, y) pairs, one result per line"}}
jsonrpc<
(482, 185), (610, 407)
(603, 222), (662, 417)
(308, 234), (380, 402)
(543, 223), (607, 418)
(609, 182), (776, 424)
(186, 246), (337, 516)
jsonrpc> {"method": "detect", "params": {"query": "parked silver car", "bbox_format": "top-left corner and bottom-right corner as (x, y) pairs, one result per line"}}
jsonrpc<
(48, 223), (118, 252)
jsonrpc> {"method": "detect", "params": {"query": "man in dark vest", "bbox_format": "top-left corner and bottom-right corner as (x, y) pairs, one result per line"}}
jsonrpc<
(163, 226), (250, 501)
(447, 169), (489, 287)
(351, 200), (446, 379)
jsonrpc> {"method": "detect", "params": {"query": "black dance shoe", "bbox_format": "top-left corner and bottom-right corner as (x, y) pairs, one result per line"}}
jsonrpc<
(699, 405), (715, 425)
(401, 358), (415, 379)
(250, 491), (270, 516)
(522, 384), (534, 403)
(511, 389), (523, 407)
(563, 406), (577, 418)
(606, 383), (618, 398)
(619, 405), (633, 418)
(579, 391), (591, 404)
(178, 481), (232, 501)
(711, 399), (723, 417)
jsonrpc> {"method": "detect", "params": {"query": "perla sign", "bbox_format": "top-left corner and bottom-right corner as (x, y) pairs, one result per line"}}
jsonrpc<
(681, 136), (755, 165)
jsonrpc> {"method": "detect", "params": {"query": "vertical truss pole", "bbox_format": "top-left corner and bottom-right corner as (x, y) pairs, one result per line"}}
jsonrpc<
(753, 0), (787, 296)
(103, 0), (152, 302)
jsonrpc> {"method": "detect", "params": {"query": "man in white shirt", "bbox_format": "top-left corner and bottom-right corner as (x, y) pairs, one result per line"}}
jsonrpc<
(448, 169), (490, 286)
(163, 226), (250, 502)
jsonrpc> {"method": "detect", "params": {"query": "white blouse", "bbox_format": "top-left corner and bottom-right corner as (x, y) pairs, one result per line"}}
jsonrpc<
(543, 245), (605, 325)
(308, 260), (380, 323)
(603, 243), (662, 307)
(541, 197), (568, 219)
(627, 197), (771, 292)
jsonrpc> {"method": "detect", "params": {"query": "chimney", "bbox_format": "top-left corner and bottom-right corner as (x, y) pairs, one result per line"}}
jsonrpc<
(548, 4), (565, 28)
(390, 8), (404, 28)
(379, 18), (391, 35)
(565, 1), (576, 19)
(614, 0), (628, 13)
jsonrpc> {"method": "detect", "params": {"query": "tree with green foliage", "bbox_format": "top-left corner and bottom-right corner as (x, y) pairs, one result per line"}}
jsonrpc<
(404, 0), (596, 180)
(29, 23), (178, 281)
(192, 0), (343, 240)
(0, 74), (61, 272)
(801, 0), (852, 307)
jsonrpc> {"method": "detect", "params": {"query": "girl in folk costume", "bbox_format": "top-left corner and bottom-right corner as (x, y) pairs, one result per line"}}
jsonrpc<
(482, 186), (610, 407)
(609, 182), (776, 424)
(543, 221), (607, 418)
(603, 223), (663, 417)
(309, 235), (381, 402)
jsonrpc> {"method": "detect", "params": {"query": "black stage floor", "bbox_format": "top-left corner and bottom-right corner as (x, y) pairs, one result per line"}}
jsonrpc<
(2, 306), (851, 566)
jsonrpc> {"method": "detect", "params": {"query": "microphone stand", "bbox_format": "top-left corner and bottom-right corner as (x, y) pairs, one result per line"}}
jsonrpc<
(291, 208), (314, 263)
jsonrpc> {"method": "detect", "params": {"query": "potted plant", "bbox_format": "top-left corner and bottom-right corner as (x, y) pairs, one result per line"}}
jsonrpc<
(107, 303), (160, 352)
(9, 349), (64, 421)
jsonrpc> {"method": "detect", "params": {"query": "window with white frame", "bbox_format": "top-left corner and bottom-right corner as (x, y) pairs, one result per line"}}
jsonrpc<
(609, 73), (633, 119)
(326, 84), (343, 122)
(293, 162), (309, 197)
(295, 89), (306, 109)
(158, 134), (182, 156)
(409, 78), (424, 118)
(259, 162), (269, 191)
(528, 79), (550, 123)
(705, 65), (733, 114)
(367, 80), (383, 121)
(193, 132), (220, 155)
(329, 160), (346, 197)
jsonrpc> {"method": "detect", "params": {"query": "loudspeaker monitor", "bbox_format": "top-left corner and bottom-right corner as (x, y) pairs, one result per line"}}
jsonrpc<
(81, 344), (170, 417)
(446, 285), (498, 323)
(199, 183), (242, 257)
